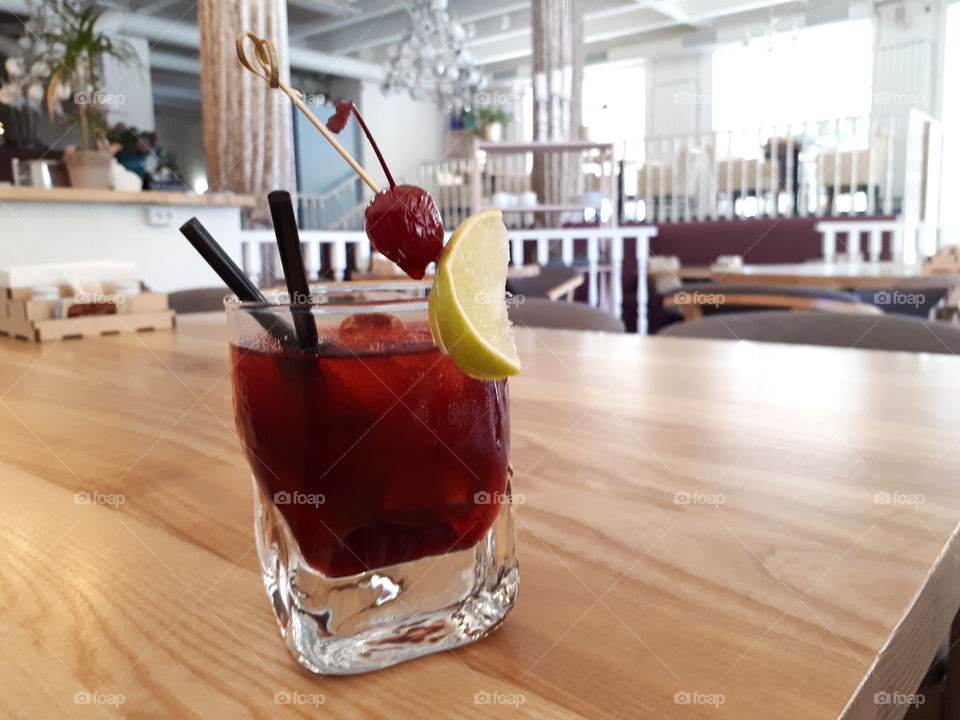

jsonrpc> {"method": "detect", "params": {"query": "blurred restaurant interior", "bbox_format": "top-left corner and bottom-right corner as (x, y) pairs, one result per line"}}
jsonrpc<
(2, 0), (960, 717)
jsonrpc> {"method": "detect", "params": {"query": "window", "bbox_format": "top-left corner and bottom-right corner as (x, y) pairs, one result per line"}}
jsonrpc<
(582, 64), (645, 155)
(582, 64), (646, 219)
(712, 19), (874, 132)
(941, 3), (959, 233)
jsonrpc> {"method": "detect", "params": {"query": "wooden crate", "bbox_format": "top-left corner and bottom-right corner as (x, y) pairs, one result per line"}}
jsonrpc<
(0, 287), (175, 342)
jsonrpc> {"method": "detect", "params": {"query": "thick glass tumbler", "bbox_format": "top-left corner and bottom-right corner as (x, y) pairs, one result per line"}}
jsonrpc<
(225, 283), (518, 674)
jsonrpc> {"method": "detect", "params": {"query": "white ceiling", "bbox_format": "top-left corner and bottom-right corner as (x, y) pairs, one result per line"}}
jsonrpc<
(1, 0), (862, 112)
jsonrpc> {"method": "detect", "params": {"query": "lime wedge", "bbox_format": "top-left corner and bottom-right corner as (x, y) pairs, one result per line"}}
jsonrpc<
(428, 209), (521, 379)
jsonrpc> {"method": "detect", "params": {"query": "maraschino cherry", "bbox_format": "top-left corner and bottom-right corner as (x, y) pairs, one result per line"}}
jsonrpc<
(327, 101), (443, 279)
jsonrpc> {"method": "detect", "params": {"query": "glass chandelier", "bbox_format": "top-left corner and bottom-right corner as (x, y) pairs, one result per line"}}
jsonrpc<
(381, 0), (487, 112)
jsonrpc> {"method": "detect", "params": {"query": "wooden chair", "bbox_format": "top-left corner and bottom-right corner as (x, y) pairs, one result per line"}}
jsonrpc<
(819, 127), (889, 211)
(664, 283), (882, 321)
(506, 265), (584, 302)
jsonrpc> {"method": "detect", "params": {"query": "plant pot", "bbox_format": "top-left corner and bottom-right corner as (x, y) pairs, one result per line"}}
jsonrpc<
(64, 150), (115, 189)
(483, 122), (504, 142)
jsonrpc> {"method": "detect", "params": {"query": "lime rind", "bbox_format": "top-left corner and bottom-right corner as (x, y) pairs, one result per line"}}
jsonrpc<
(428, 210), (520, 380)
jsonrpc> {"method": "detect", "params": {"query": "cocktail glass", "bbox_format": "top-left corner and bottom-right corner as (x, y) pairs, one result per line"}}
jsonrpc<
(225, 283), (518, 674)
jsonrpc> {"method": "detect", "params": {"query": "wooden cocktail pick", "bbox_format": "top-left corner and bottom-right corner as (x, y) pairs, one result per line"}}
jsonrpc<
(235, 31), (382, 194)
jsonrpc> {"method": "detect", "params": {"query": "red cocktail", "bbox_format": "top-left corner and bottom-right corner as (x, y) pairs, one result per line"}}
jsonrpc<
(225, 284), (518, 674)
(231, 326), (509, 577)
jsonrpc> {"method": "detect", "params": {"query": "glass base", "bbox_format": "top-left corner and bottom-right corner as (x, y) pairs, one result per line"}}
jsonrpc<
(252, 479), (520, 674)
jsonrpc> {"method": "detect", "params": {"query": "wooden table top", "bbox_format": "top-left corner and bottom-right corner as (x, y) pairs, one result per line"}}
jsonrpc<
(0, 185), (254, 208)
(712, 262), (960, 289)
(3, 314), (960, 718)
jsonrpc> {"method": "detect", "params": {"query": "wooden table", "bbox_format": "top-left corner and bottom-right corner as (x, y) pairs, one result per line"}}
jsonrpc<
(3, 314), (960, 719)
(648, 264), (714, 281)
(712, 262), (960, 290)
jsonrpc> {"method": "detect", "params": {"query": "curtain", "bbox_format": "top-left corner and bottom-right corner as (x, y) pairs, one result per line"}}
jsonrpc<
(198, 0), (295, 227)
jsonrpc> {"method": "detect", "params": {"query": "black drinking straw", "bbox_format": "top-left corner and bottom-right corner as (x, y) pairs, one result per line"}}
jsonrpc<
(179, 217), (294, 347)
(267, 190), (319, 351)
(180, 218), (263, 301)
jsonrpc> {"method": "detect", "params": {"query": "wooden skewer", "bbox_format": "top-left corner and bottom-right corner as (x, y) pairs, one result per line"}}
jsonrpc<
(236, 32), (382, 195)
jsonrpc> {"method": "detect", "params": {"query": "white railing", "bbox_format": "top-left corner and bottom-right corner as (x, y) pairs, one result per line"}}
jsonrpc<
(402, 158), (474, 229)
(816, 220), (960, 264)
(297, 158), (494, 232)
(356, 114), (904, 229)
(623, 115), (899, 222)
(240, 225), (659, 333)
(298, 175), (365, 231)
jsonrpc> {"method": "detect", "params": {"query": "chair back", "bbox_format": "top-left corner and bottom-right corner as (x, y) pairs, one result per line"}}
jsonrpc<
(662, 310), (960, 354)
(509, 297), (625, 333)
(168, 287), (230, 314)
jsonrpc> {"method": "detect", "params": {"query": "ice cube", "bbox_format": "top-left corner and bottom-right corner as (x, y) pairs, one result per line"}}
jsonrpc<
(337, 313), (407, 354)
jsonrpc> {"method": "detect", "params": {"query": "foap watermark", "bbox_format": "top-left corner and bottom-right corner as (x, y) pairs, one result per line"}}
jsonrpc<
(674, 490), (725, 508)
(74, 89), (125, 108)
(474, 290), (525, 307)
(673, 91), (712, 105)
(874, 491), (924, 508)
(74, 490), (125, 507)
(873, 290), (927, 308)
(274, 691), (326, 707)
(875, 691), (924, 708)
(73, 292), (126, 305)
(674, 691), (725, 708)
(74, 691), (125, 708)
(674, 290), (725, 308)
(474, 490), (525, 505)
(874, 91), (925, 106)
(474, 90), (523, 105)
(274, 491), (325, 507)
(474, 690), (526, 707)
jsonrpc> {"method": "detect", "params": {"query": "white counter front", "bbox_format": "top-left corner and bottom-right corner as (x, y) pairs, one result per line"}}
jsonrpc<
(0, 187), (254, 292)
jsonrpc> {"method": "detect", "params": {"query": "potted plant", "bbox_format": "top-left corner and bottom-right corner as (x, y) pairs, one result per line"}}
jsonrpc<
(472, 107), (512, 142)
(107, 123), (156, 178)
(0, 2), (64, 148)
(40, 1), (137, 188)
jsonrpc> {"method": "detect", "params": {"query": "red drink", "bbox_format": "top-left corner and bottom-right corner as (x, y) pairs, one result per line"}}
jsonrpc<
(230, 314), (510, 578)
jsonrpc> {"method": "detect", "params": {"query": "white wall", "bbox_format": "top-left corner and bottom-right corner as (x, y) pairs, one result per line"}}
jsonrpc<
(644, 53), (712, 152)
(871, 0), (946, 121)
(357, 82), (446, 188)
(871, 0), (949, 204)
(0, 201), (243, 293)
(154, 111), (206, 192)
(103, 36), (156, 131)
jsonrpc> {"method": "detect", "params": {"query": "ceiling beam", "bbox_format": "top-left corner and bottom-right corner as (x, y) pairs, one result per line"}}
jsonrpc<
(290, 0), (402, 40)
(102, 12), (385, 81)
(469, 0), (832, 67)
(287, 0), (360, 18)
(135, 0), (184, 15)
(645, 0), (697, 26)
(464, 3), (653, 51)
(304, 0), (532, 52)
(150, 50), (200, 75)
(151, 85), (201, 102)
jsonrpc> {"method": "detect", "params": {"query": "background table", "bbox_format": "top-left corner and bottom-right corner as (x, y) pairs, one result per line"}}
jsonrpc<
(712, 262), (960, 290)
(2, 314), (960, 718)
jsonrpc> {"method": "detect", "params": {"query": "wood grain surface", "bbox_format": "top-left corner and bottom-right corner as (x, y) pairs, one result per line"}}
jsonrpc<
(712, 262), (960, 290)
(0, 185), (254, 208)
(2, 313), (960, 719)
